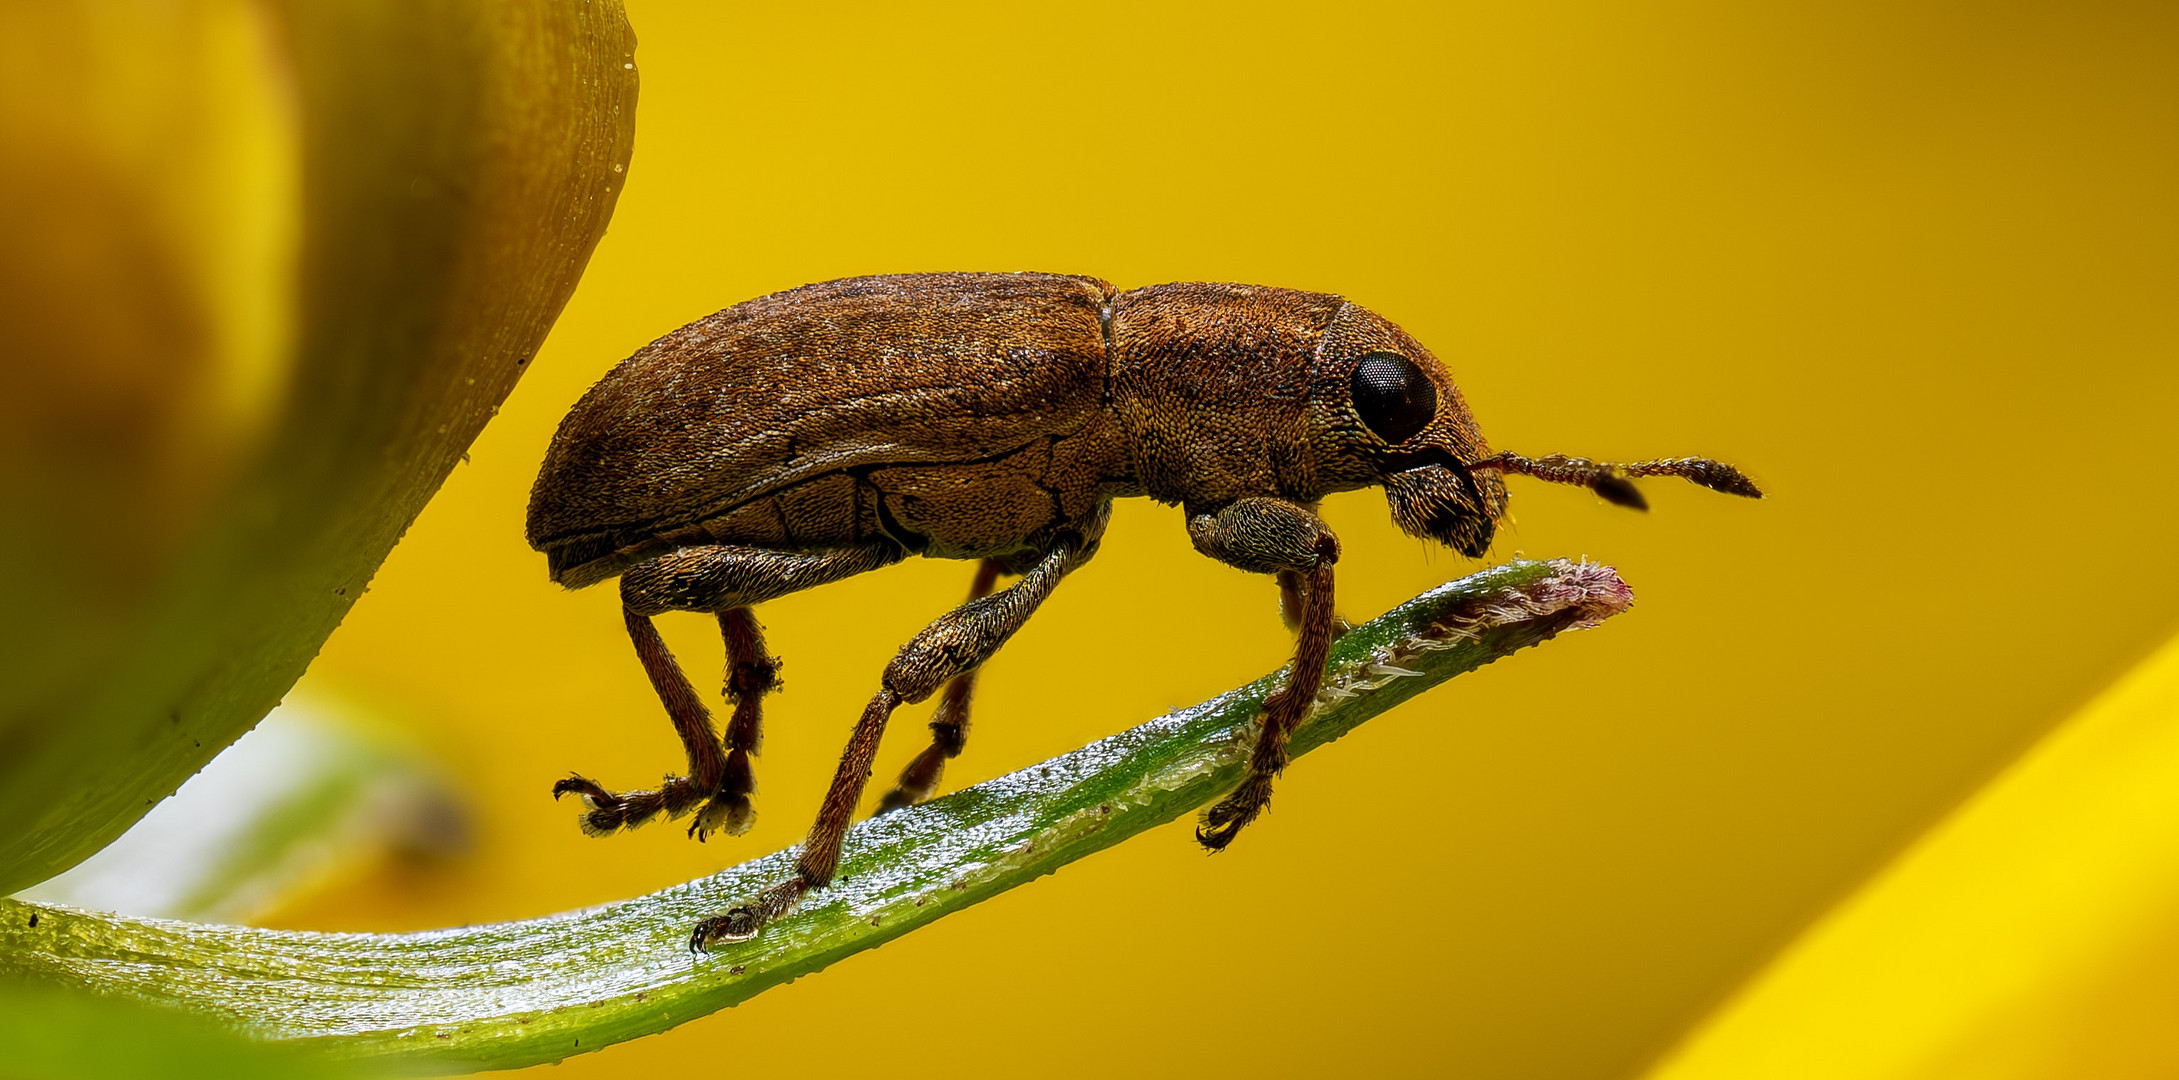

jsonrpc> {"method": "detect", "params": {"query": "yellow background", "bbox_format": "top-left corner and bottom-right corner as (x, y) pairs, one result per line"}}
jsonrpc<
(272, 2), (2179, 1077)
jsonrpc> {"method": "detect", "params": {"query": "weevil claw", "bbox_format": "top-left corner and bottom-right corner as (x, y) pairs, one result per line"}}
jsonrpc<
(550, 773), (610, 803)
(689, 908), (764, 954)
(1195, 773), (1274, 851)
(686, 792), (753, 842)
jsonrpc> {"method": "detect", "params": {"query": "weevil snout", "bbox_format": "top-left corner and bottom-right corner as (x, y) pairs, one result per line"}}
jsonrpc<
(1381, 452), (1506, 558)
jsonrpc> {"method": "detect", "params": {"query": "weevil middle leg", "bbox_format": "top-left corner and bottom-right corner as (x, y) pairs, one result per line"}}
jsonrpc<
(876, 557), (1007, 814)
(690, 532), (1095, 950)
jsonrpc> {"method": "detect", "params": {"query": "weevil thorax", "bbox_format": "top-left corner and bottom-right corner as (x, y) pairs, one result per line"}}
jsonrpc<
(1107, 283), (1507, 556)
(1105, 283), (1335, 506)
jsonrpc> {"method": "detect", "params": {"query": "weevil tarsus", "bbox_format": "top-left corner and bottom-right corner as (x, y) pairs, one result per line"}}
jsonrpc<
(698, 606), (777, 840)
(549, 606), (726, 836)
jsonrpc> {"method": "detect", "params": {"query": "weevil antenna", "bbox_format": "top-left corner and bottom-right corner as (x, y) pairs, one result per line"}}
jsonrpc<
(1467, 452), (1763, 511)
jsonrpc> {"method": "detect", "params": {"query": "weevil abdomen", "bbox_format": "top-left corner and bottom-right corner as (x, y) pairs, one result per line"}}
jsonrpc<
(675, 437), (1084, 561)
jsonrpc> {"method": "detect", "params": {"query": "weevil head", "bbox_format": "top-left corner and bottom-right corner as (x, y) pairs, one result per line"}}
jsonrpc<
(1309, 301), (1508, 558)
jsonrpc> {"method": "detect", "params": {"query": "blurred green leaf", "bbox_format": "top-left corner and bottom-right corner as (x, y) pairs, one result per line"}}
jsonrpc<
(20, 691), (464, 925)
(0, 983), (363, 1080)
(0, 0), (637, 893)
(0, 559), (1629, 1074)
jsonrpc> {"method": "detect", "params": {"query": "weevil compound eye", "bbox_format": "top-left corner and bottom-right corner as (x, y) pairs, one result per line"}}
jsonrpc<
(1350, 352), (1438, 445)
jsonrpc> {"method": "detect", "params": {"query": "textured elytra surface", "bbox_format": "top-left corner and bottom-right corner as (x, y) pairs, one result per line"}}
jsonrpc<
(528, 273), (1124, 572)
(526, 272), (1505, 583)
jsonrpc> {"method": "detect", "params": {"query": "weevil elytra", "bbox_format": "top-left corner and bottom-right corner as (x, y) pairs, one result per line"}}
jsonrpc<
(526, 272), (1760, 952)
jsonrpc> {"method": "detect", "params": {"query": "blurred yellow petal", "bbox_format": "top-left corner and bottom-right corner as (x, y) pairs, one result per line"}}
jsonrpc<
(0, 2), (300, 752)
(1647, 631), (2179, 1080)
(0, 0), (637, 893)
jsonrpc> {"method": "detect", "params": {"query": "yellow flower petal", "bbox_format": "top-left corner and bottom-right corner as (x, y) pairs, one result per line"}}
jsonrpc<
(0, 0), (637, 893)
(1649, 632), (2179, 1080)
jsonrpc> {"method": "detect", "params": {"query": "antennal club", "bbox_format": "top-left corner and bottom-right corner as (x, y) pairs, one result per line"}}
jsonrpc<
(1469, 453), (1763, 511)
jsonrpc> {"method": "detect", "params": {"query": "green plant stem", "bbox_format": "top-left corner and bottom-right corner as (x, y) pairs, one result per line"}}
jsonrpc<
(0, 558), (1631, 1075)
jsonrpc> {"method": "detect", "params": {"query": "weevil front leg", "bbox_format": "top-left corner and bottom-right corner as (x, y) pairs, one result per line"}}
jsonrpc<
(1278, 567), (1354, 639)
(552, 541), (899, 839)
(690, 536), (1093, 951)
(876, 558), (1006, 814)
(1185, 498), (1341, 851)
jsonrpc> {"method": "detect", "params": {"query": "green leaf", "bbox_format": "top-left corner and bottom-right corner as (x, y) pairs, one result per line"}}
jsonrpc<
(20, 692), (463, 925)
(0, 983), (364, 1080)
(0, 558), (1628, 1075)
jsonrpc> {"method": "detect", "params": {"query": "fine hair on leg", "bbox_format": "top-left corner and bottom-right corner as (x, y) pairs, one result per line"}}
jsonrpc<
(1198, 554), (1337, 850)
(553, 542), (898, 840)
(1181, 496), (1343, 851)
(551, 606), (725, 835)
(681, 607), (779, 841)
(690, 539), (1089, 951)
(877, 558), (1006, 814)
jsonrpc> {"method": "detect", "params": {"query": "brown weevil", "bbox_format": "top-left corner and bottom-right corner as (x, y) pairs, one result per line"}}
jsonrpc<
(526, 272), (1760, 952)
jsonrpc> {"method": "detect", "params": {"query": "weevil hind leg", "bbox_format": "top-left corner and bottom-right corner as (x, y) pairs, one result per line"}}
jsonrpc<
(691, 537), (1093, 951)
(552, 606), (728, 836)
(553, 542), (898, 841)
(876, 558), (1006, 815)
(685, 607), (780, 841)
